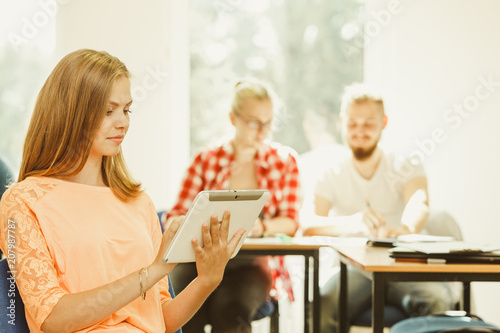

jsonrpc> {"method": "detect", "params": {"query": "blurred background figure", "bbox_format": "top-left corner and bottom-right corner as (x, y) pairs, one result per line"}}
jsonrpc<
(166, 78), (301, 333)
(303, 83), (458, 333)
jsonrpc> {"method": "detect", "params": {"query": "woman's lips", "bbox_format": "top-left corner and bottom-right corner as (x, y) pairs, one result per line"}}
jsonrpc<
(108, 136), (124, 144)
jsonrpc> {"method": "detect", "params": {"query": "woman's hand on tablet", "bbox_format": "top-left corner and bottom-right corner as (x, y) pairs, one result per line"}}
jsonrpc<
(153, 216), (183, 275)
(193, 210), (246, 289)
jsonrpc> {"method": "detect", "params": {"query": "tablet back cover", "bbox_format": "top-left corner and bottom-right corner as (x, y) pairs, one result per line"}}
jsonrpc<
(163, 190), (270, 263)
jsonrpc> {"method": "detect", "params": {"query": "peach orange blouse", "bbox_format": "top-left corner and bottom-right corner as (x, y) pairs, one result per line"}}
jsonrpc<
(0, 177), (171, 332)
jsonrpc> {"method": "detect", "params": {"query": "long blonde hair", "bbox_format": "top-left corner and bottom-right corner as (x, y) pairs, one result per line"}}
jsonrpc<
(19, 49), (141, 201)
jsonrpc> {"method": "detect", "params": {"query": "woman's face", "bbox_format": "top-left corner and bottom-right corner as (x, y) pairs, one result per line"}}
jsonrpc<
(231, 98), (273, 146)
(90, 76), (132, 160)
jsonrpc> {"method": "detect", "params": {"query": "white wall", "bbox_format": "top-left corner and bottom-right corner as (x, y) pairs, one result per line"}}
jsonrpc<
(364, 0), (500, 324)
(55, 0), (190, 210)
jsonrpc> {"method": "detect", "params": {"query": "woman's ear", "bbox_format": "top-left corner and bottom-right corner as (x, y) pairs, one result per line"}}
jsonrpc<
(229, 111), (236, 126)
(383, 114), (388, 128)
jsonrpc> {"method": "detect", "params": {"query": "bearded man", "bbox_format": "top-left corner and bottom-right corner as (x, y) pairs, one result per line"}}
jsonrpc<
(304, 83), (456, 333)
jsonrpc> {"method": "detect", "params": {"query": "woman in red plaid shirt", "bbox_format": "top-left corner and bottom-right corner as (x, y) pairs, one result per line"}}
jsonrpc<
(166, 78), (301, 333)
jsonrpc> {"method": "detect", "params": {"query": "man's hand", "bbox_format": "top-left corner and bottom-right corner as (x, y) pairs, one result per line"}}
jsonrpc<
(362, 208), (387, 237)
(376, 224), (411, 238)
(233, 140), (259, 163)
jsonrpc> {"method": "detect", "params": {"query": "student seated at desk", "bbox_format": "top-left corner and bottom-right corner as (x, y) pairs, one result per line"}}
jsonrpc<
(303, 83), (457, 333)
(165, 78), (301, 333)
(0, 49), (244, 333)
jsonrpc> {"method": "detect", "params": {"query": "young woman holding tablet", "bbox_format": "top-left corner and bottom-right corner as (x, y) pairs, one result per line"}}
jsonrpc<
(0, 49), (244, 333)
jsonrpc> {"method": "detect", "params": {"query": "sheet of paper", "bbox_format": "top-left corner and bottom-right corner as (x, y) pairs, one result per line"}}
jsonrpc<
(394, 241), (499, 254)
(397, 234), (454, 243)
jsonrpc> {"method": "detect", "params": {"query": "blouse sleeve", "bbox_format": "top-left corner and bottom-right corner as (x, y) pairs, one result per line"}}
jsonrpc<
(0, 188), (67, 329)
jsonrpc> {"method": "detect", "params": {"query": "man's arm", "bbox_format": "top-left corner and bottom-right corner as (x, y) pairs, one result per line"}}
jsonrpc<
(377, 176), (429, 237)
(401, 176), (429, 233)
(302, 195), (367, 237)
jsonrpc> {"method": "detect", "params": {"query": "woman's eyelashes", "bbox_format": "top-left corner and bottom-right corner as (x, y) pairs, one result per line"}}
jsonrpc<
(106, 109), (132, 115)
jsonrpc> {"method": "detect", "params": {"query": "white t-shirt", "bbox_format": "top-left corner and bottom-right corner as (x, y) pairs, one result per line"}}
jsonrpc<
(314, 151), (425, 227)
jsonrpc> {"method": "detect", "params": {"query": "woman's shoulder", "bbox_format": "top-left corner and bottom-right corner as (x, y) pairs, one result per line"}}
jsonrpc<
(130, 190), (155, 207)
(1, 176), (58, 209)
(6, 176), (57, 195)
(263, 141), (299, 162)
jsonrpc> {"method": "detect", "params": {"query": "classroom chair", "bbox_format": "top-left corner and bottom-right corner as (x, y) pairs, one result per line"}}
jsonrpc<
(351, 305), (408, 328)
(0, 156), (15, 199)
(391, 312), (500, 333)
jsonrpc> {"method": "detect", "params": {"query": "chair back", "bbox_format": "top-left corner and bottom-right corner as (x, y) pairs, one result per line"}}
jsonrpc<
(0, 156), (15, 199)
(440, 329), (500, 333)
(391, 315), (499, 333)
(0, 258), (30, 333)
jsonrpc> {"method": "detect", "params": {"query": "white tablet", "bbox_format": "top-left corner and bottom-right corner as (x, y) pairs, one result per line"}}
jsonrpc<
(162, 189), (270, 263)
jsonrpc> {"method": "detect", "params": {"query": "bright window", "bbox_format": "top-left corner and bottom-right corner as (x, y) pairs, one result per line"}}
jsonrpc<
(0, 0), (55, 171)
(189, 0), (365, 155)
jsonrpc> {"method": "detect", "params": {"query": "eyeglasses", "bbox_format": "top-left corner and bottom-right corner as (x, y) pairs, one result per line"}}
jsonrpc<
(234, 111), (274, 132)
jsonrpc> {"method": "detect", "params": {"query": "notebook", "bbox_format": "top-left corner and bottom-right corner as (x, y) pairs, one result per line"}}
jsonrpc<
(392, 241), (498, 255)
(389, 246), (500, 264)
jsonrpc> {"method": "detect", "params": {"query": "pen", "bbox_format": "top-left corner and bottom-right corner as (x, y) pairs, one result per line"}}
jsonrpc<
(366, 199), (378, 237)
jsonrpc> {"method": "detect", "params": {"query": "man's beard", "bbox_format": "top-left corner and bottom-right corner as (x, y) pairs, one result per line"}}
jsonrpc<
(351, 143), (377, 161)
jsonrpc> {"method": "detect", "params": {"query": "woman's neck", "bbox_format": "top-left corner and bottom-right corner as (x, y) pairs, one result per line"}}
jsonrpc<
(64, 155), (106, 186)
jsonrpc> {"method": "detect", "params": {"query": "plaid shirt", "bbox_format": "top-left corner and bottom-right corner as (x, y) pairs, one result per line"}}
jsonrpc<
(168, 140), (301, 301)
(167, 140), (301, 226)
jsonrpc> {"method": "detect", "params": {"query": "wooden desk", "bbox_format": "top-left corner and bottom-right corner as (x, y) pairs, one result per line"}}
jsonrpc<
(238, 239), (326, 333)
(332, 244), (500, 333)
